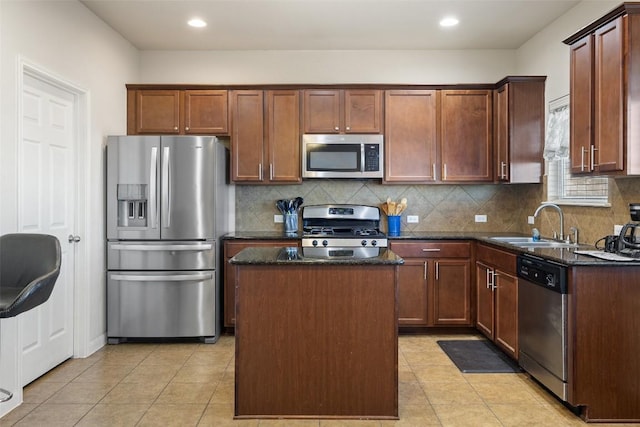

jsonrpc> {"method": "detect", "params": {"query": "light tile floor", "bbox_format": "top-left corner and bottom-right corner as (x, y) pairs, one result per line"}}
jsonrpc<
(0, 333), (633, 426)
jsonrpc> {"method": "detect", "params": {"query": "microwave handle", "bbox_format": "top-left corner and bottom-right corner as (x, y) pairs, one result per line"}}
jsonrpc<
(361, 144), (365, 173)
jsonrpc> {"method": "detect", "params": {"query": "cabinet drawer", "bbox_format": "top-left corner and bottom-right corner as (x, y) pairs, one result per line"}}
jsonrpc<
(390, 241), (471, 258)
(476, 243), (517, 272)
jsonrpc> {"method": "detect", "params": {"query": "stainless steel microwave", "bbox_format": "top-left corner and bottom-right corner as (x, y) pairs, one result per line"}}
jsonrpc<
(302, 134), (384, 178)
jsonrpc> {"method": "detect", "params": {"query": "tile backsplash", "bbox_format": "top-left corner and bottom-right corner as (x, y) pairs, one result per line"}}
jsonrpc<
(235, 177), (640, 246)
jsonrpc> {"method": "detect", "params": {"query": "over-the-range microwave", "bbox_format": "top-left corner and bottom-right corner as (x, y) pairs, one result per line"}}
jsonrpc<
(302, 134), (384, 179)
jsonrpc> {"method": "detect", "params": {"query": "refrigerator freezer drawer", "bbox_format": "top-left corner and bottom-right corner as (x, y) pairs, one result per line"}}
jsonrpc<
(107, 271), (217, 339)
(107, 241), (215, 270)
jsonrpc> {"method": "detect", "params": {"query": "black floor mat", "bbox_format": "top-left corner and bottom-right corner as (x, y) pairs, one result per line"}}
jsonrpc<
(437, 339), (522, 373)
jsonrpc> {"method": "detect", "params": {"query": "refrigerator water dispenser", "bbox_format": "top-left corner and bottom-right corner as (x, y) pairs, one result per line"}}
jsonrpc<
(117, 184), (148, 227)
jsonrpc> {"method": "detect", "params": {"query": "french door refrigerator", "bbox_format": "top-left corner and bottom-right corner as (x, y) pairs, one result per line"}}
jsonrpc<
(106, 135), (232, 344)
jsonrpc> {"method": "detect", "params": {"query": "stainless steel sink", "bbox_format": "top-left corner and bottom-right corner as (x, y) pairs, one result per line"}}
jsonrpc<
(489, 236), (579, 249)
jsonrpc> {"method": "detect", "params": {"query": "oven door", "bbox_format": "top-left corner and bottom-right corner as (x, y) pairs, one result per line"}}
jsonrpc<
(302, 246), (382, 259)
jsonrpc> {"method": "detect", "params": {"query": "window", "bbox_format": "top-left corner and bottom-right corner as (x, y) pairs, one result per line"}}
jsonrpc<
(545, 95), (609, 206)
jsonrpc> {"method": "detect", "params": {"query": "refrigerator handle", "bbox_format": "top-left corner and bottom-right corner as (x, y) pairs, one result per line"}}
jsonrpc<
(149, 146), (158, 229)
(110, 273), (213, 282)
(162, 146), (171, 228)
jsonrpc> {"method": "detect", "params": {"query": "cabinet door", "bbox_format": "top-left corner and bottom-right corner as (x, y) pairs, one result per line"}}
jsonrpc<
(230, 90), (265, 182)
(134, 90), (181, 134)
(594, 17), (625, 173)
(224, 240), (297, 327)
(266, 90), (301, 183)
(494, 85), (509, 181)
(384, 90), (437, 182)
(570, 34), (594, 174)
(494, 270), (518, 359)
(344, 90), (382, 133)
(397, 258), (429, 326)
(184, 90), (228, 134)
(475, 262), (495, 338)
(432, 259), (472, 326)
(303, 90), (341, 133)
(440, 90), (493, 182)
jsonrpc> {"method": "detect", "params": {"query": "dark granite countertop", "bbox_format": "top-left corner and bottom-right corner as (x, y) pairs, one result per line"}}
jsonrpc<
(229, 246), (404, 266)
(224, 232), (640, 267)
(223, 231), (301, 240)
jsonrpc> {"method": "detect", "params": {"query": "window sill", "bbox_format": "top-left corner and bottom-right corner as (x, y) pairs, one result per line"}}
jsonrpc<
(545, 199), (611, 208)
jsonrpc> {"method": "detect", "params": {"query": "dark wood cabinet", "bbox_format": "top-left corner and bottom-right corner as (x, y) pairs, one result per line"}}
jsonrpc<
(390, 241), (472, 327)
(440, 90), (493, 182)
(223, 239), (299, 327)
(493, 77), (545, 183)
(565, 6), (640, 176)
(230, 90), (301, 184)
(127, 88), (228, 135)
(384, 90), (437, 183)
(303, 89), (382, 134)
(475, 243), (518, 359)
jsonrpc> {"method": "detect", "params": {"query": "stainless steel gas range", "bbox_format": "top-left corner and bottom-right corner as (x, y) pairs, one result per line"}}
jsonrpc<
(301, 204), (387, 259)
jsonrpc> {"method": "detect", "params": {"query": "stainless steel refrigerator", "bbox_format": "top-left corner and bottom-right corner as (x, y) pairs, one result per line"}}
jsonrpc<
(106, 135), (232, 344)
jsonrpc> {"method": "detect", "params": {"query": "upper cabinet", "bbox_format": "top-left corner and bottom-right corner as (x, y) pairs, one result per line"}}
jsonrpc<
(303, 89), (383, 134)
(564, 4), (640, 176)
(440, 90), (493, 182)
(384, 90), (437, 183)
(127, 88), (228, 135)
(230, 90), (301, 184)
(493, 77), (546, 183)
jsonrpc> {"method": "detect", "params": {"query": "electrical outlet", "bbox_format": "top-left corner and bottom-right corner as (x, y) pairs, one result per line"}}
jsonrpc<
(475, 214), (487, 223)
(614, 224), (623, 234)
(528, 216), (535, 225)
(407, 215), (419, 223)
(274, 214), (284, 223)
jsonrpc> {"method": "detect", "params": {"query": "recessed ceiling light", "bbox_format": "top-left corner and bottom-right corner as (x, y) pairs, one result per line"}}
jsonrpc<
(188, 18), (207, 28)
(440, 16), (459, 28)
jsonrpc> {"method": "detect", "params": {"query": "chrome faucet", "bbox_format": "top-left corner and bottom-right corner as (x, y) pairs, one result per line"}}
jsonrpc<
(533, 202), (564, 242)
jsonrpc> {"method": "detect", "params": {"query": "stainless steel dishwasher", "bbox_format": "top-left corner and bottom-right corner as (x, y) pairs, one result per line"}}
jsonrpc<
(517, 254), (568, 401)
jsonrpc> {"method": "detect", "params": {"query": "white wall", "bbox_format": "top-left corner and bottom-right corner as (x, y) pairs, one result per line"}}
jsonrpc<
(140, 49), (516, 84)
(515, 0), (619, 102)
(0, 0), (139, 416)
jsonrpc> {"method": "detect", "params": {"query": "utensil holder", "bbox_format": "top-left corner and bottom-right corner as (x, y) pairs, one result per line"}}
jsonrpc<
(284, 213), (298, 235)
(387, 215), (401, 236)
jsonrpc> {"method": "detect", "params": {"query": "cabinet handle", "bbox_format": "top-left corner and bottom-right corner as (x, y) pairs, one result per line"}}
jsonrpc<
(486, 269), (492, 289)
(422, 248), (441, 252)
(500, 161), (507, 179)
(591, 145), (597, 170)
(424, 262), (427, 280)
(269, 163), (273, 180)
(185, 126), (190, 131)
(492, 271), (499, 290)
(435, 262), (439, 280)
(346, 126), (351, 131)
(173, 126), (178, 131)
(433, 163), (437, 180)
(581, 146), (586, 172)
(443, 164), (448, 180)
(258, 163), (263, 181)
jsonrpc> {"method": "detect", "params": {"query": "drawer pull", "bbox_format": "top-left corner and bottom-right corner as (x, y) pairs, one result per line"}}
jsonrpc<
(422, 248), (441, 252)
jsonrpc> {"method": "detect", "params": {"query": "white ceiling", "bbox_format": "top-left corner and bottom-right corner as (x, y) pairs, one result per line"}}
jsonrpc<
(80, 0), (581, 51)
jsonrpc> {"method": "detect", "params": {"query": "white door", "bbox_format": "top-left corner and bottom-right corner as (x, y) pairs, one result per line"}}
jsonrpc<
(18, 74), (75, 385)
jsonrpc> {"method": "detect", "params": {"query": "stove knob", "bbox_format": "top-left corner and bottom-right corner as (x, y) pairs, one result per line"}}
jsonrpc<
(371, 240), (377, 247)
(322, 240), (329, 247)
(361, 240), (368, 247)
(312, 240), (318, 247)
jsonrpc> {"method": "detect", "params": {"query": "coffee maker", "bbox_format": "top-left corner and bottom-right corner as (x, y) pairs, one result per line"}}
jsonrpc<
(616, 203), (640, 257)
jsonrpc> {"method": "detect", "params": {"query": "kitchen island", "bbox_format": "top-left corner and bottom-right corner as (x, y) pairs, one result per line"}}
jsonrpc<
(229, 246), (403, 420)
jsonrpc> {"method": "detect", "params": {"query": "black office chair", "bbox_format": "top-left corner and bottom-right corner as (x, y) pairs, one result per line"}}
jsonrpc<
(0, 233), (61, 402)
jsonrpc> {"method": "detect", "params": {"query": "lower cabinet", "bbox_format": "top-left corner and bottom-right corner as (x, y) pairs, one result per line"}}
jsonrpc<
(390, 241), (472, 327)
(223, 239), (299, 327)
(475, 243), (518, 359)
